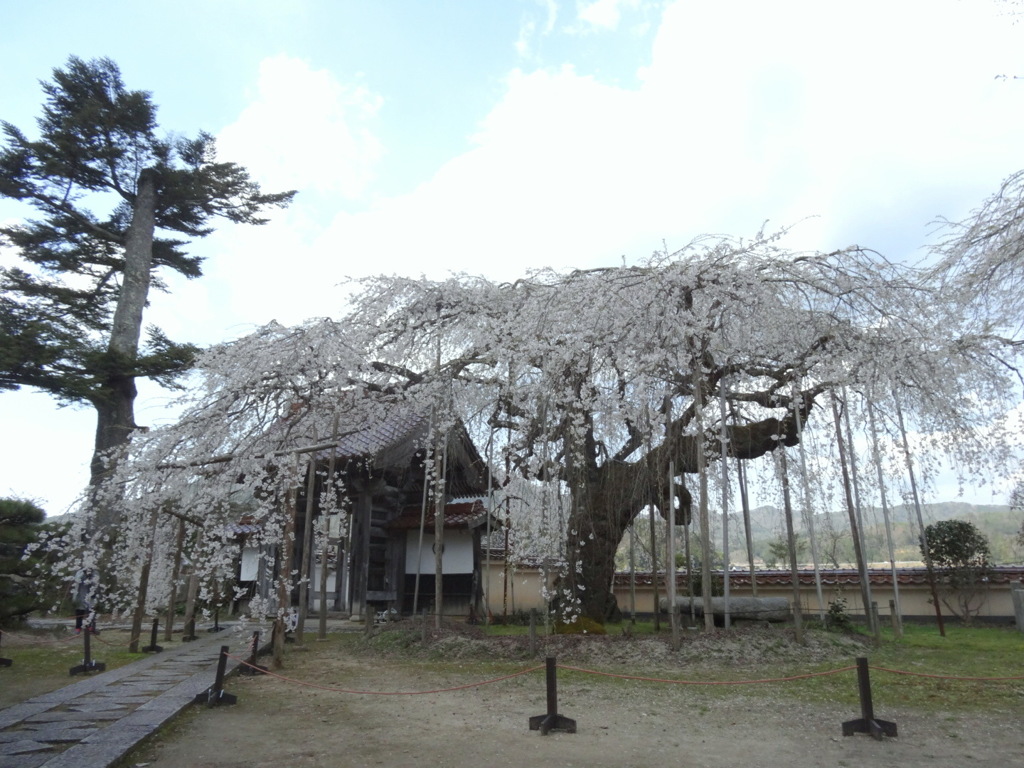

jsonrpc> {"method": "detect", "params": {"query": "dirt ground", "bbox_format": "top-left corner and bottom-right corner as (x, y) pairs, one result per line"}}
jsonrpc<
(128, 624), (1024, 768)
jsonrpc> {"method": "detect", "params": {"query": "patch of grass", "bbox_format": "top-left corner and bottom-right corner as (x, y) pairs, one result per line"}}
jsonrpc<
(280, 622), (1024, 716)
(756, 624), (1024, 713)
(0, 625), (143, 708)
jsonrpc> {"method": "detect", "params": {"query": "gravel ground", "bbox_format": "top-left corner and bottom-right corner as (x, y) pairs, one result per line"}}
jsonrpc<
(127, 622), (1024, 768)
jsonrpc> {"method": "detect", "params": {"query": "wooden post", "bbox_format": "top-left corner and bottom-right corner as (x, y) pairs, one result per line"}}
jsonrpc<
(668, 461), (679, 650)
(318, 423), (339, 641)
(889, 599), (903, 640)
(433, 434), (448, 630)
(793, 384), (825, 620)
(778, 449), (803, 644)
(296, 456), (317, 643)
(894, 395), (945, 637)
(693, 370), (714, 633)
(181, 570), (199, 641)
(737, 460), (757, 597)
(274, 458), (299, 668)
(717, 385), (732, 629)
(832, 395), (874, 634)
(1012, 587), (1024, 633)
(529, 609), (537, 656)
(129, 506), (160, 653)
(869, 399), (904, 632)
(164, 517), (185, 641)
(648, 509), (659, 632)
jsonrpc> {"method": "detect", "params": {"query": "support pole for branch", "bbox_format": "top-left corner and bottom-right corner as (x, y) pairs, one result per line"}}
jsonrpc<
(737, 460), (757, 597)
(793, 385), (824, 620)
(296, 453), (317, 643)
(832, 394), (874, 632)
(718, 384), (732, 629)
(868, 399), (903, 637)
(164, 517), (185, 642)
(649, 507), (660, 632)
(668, 460), (679, 650)
(628, 522), (637, 624)
(129, 506), (160, 653)
(693, 371), (714, 633)
(318, 421), (339, 641)
(434, 432), (448, 630)
(894, 394), (945, 637)
(778, 449), (803, 644)
(274, 455), (300, 668)
(843, 387), (874, 631)
(181, 571), (199, 641)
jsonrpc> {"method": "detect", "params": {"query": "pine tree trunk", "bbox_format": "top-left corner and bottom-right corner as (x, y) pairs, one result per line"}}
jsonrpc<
(89, 168), (159, 530)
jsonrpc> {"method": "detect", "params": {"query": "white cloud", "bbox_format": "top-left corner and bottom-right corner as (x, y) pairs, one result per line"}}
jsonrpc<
(216, 54), (384, 199)
(161, 0), (1024, 341)
(577, 0), (640, 31)
(517, 0), (560, 58)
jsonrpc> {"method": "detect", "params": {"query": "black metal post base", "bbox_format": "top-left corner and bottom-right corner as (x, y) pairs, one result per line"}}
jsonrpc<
(842, 657), (897, 741)
(206, 609), (223, 632)
(1, 657), (13, 667)
(529, 713), (577, 734)
(69, 626), (105, 675)
(842, 717), (898, 740)
(528, 657), (576, 735)
(70, 659), (106, 675)
(196, 688), (238, 707)
(239, 631), (268, 676)
(143, 618), (163, 653)
(194, 645), (238, 707)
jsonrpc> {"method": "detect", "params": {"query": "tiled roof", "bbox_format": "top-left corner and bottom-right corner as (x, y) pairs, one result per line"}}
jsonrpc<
(223, 523), (261, 536)
(320, 407), (428, 459)
(610, 566), (1024, 587)
(388, 499), (500, 530)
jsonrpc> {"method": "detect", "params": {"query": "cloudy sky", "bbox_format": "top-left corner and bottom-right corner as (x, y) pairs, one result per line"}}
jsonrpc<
(1, 0), (1022, 515)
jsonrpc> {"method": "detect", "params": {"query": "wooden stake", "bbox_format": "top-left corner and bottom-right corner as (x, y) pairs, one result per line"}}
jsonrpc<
(778, 449), (803, 644)
(832, 394), (875, 632)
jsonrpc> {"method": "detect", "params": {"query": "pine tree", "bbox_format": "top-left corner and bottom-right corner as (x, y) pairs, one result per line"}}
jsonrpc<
(0, 57), (295, 527)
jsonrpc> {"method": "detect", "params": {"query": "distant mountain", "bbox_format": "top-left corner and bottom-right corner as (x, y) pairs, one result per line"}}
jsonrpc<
(721, 502), (1021, 566)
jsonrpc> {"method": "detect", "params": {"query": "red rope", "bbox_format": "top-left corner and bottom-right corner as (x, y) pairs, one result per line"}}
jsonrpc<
(868, 665), (1024, 682)
(226, 653), (545, 695)
(554, 663), (858, 685)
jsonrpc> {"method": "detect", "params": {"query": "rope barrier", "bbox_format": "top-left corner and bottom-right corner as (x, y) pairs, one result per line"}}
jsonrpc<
(220, 652), (1024, 696)
(225, 652), (546, 695)
(868, 665), (1024, 682)
(554, 663), (858, 685)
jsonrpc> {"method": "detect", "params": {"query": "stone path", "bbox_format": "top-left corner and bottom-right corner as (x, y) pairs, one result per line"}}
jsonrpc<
(0, 627), (253, 768)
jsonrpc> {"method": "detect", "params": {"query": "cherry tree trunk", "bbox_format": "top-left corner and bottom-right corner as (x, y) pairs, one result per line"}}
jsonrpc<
(559, 400), (815, 624)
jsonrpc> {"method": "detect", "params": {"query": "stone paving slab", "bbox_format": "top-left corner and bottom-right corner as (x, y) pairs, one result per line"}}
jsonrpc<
(0, 623), (263, 768)
(24, 711), (123, 723)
